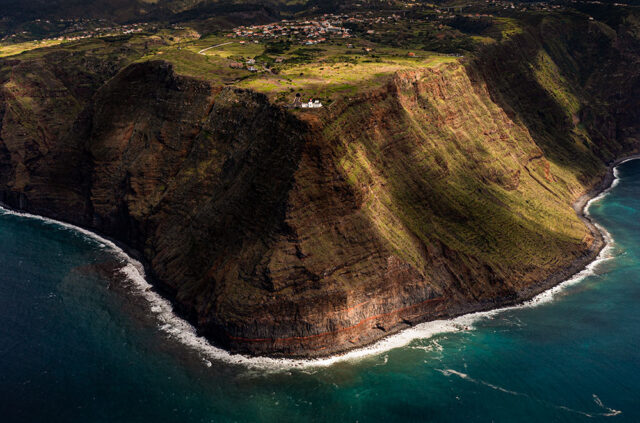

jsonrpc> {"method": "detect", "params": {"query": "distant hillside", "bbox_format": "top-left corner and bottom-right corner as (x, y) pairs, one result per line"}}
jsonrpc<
(2, 0), (639, 26)
(1, 0), (152, 21)
(0, 0), (329, 38)
(0, 0), (313, 22)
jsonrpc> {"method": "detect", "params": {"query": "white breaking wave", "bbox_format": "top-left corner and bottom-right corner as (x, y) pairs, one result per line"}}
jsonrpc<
(0, 159), (633, 370)
(585, 155), (640, 211)
(585, 174), (619, 214)
(593, 394), (622, 417)
(437, 368), (622, 418)
(436, 368), (525, 397)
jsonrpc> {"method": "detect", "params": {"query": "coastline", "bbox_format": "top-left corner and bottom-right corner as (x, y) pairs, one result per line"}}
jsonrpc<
(510, 153), (640, 304)
(0, 156), (637, 369)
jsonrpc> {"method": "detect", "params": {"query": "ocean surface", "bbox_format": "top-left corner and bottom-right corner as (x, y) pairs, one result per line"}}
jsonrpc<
(1, 160), (640, 423)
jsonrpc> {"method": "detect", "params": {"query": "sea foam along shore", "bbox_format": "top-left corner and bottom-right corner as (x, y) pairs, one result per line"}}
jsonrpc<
(0, 157), (636, 370)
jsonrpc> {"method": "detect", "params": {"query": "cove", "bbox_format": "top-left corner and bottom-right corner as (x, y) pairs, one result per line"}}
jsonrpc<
(1, 159), (640, 422)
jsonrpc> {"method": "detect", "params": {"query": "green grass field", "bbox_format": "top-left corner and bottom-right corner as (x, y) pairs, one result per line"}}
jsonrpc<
(0, 39), (67, 58)
(0, 14), (515, 104)
(135, 34), (461, 102)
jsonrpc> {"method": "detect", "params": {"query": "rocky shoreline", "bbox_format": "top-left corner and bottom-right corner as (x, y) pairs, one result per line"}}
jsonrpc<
(514, 156), (640, 302)
(1, 155), (637, 362)
(433, 154), (640, 322)
(272, 153), (640, 359)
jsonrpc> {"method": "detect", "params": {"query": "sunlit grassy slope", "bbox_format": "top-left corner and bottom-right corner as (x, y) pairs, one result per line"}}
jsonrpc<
(0, 39), (67, 58)
(321, 62), (592, 285)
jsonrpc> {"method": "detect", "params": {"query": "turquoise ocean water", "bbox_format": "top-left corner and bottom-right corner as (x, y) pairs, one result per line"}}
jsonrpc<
(1, 160), (639, 422)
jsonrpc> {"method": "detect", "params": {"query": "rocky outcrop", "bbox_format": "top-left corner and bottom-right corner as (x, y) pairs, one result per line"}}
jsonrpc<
(1, 14), (639, 357)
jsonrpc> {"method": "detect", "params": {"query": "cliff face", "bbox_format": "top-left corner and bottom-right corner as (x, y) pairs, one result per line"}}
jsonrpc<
(473, 15), (640, 173)
(1, 15), (639, 357)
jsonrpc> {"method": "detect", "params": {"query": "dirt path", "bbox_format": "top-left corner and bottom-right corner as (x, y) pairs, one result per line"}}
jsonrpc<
(198, 42), (234, 55)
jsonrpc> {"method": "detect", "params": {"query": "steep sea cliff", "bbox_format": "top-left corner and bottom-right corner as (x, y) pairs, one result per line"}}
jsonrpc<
(2, 158), (640, 422)
(0, 14), (639, 357)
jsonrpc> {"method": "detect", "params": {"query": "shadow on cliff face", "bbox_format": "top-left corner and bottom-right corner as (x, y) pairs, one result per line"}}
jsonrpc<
(150, 85), (310, 299)
(0, 41), (150, 221)
(0, 95), (12, 192)
(468, 14), (640, 184)
(0, 59), (313, 354)
(59, 61), (311, 325)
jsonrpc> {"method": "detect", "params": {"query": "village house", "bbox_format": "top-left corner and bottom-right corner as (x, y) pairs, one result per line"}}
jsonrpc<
(226, 13), (354, 45)
(300, 99), (323, 109)
(291, 94), (323, 109)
